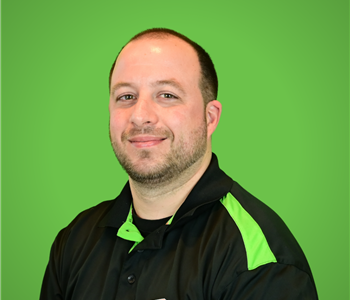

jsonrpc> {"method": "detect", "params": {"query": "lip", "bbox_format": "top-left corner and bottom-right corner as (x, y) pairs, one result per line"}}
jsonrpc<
(128, 135), (167, 148)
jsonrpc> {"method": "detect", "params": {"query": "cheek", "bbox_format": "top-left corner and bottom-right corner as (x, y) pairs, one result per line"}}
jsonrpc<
(109, 110), (128, 137)
(167, 108), (205, 136)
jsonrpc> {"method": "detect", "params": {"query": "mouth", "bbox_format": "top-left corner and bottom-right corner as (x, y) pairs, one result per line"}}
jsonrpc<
(128, 135), (167, 148)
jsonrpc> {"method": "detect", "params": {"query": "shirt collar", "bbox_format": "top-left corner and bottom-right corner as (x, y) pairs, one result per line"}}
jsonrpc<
(98, 153), (233, 229)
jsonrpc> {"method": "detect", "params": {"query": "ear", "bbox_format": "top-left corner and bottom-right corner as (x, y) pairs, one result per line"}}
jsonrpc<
(206, 100), (222, 138)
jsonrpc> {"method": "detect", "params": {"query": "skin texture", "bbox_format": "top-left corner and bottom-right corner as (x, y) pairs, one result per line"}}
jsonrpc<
(109, 35), (222, 219)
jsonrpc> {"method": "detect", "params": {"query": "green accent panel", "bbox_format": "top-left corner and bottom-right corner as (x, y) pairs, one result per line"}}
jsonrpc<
(220, 193), (277, 270)
(116, 206), (144, 253)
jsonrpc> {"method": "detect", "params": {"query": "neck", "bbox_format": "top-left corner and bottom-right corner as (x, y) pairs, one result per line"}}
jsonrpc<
(129, 151), (212, 220)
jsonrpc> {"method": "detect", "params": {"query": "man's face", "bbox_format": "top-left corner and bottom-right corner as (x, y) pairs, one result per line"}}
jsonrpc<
(109, 36), (209, 185)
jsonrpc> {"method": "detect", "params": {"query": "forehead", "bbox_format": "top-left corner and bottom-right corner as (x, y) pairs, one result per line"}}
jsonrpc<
(110, 36), (201, 88)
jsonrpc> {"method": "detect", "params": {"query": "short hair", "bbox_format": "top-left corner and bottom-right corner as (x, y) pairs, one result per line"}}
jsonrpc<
(109, 28), (218, 105)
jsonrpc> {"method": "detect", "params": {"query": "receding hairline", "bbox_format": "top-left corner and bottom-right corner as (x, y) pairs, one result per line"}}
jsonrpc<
(112, 33), (203, 90)
(118, 33), (200, 64)
(109, 28), (218, 105)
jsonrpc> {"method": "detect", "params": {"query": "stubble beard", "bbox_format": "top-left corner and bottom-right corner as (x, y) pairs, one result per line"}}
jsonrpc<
(110, 122), (208, 186)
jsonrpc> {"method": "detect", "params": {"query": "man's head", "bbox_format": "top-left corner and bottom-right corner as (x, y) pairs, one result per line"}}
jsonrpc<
(109, 29), (221, 185)
(109, 28), (218, 106)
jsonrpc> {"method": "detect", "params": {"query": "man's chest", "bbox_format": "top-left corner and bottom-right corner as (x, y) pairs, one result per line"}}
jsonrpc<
(61, 207), (242, 300)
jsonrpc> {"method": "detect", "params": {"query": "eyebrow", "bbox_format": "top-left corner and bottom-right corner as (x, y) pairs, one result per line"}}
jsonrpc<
(110, 79), (186, 96)
(110, 82), (135, 96)
(151, 79), (186, 96)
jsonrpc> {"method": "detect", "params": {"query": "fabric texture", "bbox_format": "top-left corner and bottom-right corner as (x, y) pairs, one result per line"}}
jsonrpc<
(40, 153), (318, 300)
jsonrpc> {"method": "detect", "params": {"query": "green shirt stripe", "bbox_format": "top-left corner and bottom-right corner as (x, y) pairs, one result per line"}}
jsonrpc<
(220, 193), (277, 270)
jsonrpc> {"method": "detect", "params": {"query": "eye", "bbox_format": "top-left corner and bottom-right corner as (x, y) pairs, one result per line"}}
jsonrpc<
(160, 93), (177, 99)
(117, 94), (136, 101)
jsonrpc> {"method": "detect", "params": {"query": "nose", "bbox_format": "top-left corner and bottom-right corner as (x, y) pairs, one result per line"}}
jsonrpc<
(129, 94), (159, 127)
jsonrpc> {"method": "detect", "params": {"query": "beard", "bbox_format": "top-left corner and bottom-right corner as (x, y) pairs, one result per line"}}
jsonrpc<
(110, 122), (207, 186)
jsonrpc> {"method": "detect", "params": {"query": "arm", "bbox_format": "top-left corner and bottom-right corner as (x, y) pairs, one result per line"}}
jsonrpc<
(215, 263), (318, 300)
(40, 232), (65, 300)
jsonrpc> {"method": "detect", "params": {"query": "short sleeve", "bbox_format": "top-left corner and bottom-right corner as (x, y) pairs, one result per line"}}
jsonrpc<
(214, 263), (318, 300)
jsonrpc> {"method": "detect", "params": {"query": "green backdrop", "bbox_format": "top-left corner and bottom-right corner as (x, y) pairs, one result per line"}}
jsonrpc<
(1, 0), (349, 299)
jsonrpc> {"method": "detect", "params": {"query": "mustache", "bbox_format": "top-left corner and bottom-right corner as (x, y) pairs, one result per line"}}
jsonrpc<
(121, 126), (173, 141)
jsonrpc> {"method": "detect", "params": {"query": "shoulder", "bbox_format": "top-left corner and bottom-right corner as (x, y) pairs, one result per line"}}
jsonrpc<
(66, 200), (115, 230)
(209, 182), (318, 297)
(219, 181), (313, 276)
(54, 199), (116, 248)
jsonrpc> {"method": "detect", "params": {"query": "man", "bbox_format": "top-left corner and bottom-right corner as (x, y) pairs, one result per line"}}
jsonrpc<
(40, 28), (318, 300)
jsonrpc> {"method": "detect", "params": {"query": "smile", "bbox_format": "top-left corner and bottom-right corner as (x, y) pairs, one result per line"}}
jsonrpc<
(128, 136), (167, 148)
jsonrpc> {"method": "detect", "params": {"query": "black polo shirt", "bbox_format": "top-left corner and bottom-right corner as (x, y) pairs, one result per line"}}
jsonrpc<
(40, 153), (318, 300)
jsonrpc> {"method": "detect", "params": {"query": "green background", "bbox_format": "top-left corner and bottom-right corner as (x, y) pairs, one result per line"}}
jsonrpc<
(1, 0), (349, 299)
